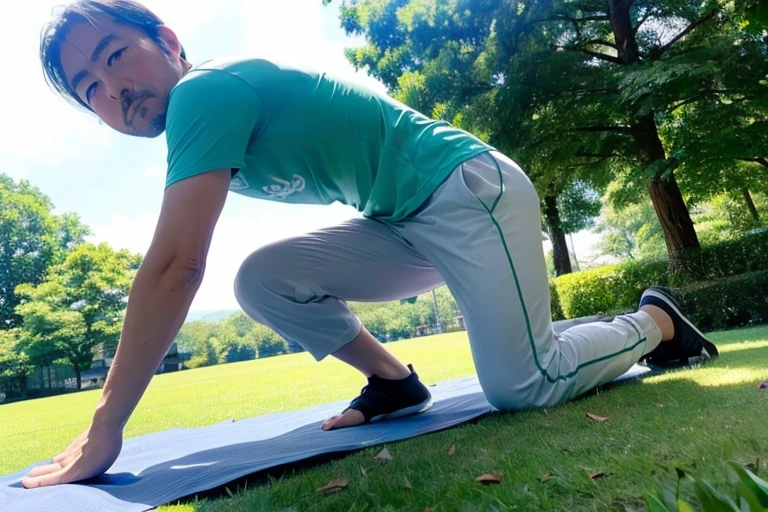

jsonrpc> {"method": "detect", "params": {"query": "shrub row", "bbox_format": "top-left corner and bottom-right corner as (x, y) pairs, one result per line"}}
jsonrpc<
(550, 260), (768, 332)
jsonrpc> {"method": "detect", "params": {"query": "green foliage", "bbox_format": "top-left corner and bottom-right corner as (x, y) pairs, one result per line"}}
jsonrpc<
(14, 243), (139, 386)
(691, 192), (767, 246)
(175, 313), (289, 368)
(0, 174), (91, 329)
(647, 463), (768, 512)
(682, 228), (768, 280)
(330, 0), (768, 266)
(595, 199), (666, 261)
(554, 259), (768, 332)
(556, 181), (603, 234)
(554, 266), (625, 319)
(674, 270), (768, 331)
(549, 281), (564, 321)
(349, 286), (462, 340)
(0, 328), (33, 398)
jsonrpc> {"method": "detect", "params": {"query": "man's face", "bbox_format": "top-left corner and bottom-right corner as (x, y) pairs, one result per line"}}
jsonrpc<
(59, 17), (185, 138)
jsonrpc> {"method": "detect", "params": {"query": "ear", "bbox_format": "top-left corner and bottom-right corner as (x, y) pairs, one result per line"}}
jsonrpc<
(156, 25), (182, 59)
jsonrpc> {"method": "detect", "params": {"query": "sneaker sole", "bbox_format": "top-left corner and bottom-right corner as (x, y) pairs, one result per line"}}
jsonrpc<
(642, 289), (719, 361)
(370, 396), (434, 423)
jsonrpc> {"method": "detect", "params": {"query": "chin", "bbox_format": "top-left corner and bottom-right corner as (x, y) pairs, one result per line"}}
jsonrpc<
(125, 112), (167, 138)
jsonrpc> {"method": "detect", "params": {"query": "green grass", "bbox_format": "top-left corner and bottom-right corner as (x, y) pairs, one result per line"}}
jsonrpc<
(2, 327), (768, 511)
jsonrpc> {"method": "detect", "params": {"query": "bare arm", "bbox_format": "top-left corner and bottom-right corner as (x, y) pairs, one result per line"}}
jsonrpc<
(94, 168), (232, 427)
(22, 168), (231, 488)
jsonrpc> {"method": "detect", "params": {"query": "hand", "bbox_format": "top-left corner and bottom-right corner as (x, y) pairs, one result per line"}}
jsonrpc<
(21, 422), (123, 488)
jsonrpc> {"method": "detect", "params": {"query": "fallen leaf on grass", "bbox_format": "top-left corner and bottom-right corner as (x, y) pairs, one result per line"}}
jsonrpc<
(317, 477), (349, 495)
(656, 403), (664, 408)
(374, 448), (393, 461)
(586, 412), (609, 422)
(448, 443), (456, 456)
(476, 473), (503, 485)
(539, 473), (552, 483)
(589, 471), (607, 480)
(402, 476), (413, 490)
(360, 465), (367, 478)
(424, 508), (433, 512)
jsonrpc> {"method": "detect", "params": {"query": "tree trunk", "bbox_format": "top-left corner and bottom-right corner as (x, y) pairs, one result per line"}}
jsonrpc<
(75, 367), (81, 391)
(648, 173), (700, 268)
(544, 194), (573, 276)
(609, 1), (700, 269)
(743, 188), (760, 221)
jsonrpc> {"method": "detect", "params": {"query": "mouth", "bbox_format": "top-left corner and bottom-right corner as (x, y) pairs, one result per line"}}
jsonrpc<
(124, 96), (151, 126)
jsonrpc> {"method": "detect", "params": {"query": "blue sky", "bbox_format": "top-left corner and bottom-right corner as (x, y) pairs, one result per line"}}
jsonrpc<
(4, 1), (601, 314)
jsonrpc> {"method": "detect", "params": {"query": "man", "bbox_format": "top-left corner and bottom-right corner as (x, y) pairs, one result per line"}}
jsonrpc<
(25, 0), (717, 489)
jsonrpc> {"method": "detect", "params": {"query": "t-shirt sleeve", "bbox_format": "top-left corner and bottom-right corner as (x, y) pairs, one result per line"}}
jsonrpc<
(164, 70), (262, 189)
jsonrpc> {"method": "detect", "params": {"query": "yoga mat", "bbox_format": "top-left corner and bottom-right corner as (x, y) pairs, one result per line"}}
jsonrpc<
(1, 315), (657, 512)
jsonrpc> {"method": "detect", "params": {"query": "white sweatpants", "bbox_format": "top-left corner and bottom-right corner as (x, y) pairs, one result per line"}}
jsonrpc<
(234, 151), (662, 410)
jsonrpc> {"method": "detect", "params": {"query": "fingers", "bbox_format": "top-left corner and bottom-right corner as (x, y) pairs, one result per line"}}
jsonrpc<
(22, 467), (70, 489)
(52, 451), (74, 464)
(27, 463), (63, 478)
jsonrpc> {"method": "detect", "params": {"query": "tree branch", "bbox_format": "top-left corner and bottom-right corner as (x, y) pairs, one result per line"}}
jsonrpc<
(570, 157), (613, 167)
(575, 152), (623, 158)
(738, 157), (768, 168)
(583, 39), (619, 49)
(572, 125), (632, 133)
(652, 9), (719, 59)
(553, 44), (623, 64)
(669, 89), (735, 111)
(543, 14), (610, 23)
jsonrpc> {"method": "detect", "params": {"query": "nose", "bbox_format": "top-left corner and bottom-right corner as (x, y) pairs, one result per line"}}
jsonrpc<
(104, 76), (133, 101)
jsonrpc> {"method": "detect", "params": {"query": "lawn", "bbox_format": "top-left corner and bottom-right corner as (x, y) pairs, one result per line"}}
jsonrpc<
(2, 327), (768, 511)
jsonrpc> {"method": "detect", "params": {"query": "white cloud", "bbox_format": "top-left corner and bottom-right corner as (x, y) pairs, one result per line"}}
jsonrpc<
(87, 196), (359, 312)
(3, 1), (387, 314)
(2, 2), (121, 179)
(142, 164), (165, 178)
(241, 1), (387, 94)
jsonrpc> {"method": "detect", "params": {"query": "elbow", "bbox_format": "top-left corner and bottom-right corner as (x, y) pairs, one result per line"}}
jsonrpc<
(165, 255), (206, 287)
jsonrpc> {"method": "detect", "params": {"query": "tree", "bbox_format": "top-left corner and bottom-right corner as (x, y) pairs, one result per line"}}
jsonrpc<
(594, 199), (665, 261)
(250, 323), (289, 358)
(327, 0), (765, 271)
(0, 328), (33, 399)
(176, 321), (217, 368)
(544, 181), (603, 274)
(0, 175), (90, 329)
(15, 243), (140, 389)
(327, 0), (608, 276)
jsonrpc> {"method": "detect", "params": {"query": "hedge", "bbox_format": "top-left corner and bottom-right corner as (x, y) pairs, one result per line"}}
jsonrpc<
(673, 270), (768, 331)
(552, 260), (670, 319)
(549, 229), (768, 332)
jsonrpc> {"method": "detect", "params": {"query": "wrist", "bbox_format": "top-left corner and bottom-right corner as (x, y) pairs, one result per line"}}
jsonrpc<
(92, 398), (127, 431)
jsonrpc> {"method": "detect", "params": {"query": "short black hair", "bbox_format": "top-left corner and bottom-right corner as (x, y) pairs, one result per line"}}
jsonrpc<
(40, 0), (187, 112)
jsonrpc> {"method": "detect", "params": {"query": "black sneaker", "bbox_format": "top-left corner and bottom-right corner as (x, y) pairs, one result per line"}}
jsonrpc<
(343, 364), (433, 423)
(639, 287), (719, 366)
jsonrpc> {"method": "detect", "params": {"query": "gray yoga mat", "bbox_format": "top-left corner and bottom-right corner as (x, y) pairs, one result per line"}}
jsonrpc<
(1, 315), (657, 512)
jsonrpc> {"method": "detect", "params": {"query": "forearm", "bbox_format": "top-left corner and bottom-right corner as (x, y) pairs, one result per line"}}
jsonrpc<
(93, 259), (203, 428)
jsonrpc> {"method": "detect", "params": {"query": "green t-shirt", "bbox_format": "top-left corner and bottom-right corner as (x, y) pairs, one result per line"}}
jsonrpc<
(165, 58), (493, 221)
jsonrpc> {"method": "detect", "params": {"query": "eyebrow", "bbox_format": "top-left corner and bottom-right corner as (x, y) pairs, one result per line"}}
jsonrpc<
(91, 34), (118, 63)
(69, 34), (118, 94)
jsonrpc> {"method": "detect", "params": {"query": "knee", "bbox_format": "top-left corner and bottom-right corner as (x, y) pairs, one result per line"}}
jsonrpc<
(481, 379), (563, 412)
(234, 244), (288, 310)
(484, 393), (540, 412)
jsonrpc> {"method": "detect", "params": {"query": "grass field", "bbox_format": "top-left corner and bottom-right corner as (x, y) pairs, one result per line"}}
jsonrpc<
(2, 327), (768, 511)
